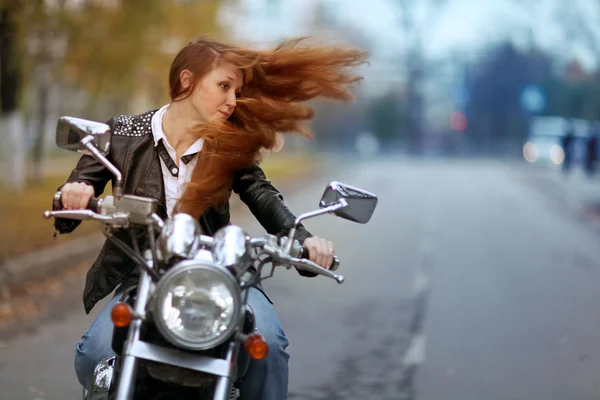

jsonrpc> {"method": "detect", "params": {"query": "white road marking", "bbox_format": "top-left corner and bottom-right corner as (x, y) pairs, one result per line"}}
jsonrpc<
(413, 268), (430, 296)
(403, 334), (427, 366)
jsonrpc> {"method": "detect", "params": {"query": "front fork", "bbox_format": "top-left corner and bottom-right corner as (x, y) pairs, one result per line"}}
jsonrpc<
(213, 342), (241, 399)
(114, 266), (152, 400)
(113, 262), (242, 400)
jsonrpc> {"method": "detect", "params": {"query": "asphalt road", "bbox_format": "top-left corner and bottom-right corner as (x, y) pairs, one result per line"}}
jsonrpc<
(2, 157), (600, 400)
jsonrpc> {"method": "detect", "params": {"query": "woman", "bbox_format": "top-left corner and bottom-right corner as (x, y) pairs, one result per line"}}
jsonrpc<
(55, 36), (368, 399)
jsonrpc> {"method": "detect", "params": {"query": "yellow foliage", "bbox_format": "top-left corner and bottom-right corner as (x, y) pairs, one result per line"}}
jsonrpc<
(134, 0), (224, 105)
(15, 0), (224, 105)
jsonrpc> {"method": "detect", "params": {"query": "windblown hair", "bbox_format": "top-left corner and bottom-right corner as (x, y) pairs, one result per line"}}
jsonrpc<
(171, 36), (368, 218)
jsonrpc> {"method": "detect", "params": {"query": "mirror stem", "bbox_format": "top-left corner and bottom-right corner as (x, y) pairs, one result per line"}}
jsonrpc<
(284, 227), (298, 254)
(83, 138), (124, 199)
(283, 199), (348, 254)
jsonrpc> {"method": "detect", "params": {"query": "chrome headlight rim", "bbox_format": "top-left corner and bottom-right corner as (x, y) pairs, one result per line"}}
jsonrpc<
(158, 213), (203, 263)
(153, 260), (242, 351)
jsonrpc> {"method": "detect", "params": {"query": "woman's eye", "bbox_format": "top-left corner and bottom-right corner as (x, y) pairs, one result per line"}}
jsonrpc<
(235, 92), (241, 98)
(220, 83), (229, 90)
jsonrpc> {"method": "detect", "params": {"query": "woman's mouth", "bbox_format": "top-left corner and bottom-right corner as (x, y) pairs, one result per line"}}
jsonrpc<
(219, 111), (229, 118)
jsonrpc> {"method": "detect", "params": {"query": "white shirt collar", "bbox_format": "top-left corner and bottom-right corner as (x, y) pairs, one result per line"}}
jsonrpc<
(151, 104), (169, 148)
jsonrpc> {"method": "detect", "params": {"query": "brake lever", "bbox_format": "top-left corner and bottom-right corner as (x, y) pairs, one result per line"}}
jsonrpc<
(288, 257), (345, 284)
(43, 210), (128, 226)
(259, 240), (345, 284)
(44, 209), (110, 221)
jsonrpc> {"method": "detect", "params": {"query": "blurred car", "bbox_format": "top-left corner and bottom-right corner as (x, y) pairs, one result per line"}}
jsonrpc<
(523, 116), (594, 167)
(523, 136), (565, 165)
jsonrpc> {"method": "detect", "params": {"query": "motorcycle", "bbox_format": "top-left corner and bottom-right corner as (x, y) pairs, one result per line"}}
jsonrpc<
(44, 116), (378, 400)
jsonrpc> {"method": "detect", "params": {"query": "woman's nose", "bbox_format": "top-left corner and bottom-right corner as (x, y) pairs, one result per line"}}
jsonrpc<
(226, 93), (237, 107)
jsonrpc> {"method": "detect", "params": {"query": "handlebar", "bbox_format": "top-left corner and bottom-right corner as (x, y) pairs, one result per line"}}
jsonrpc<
(44, 197), (345, 283)
(251, 237), (344, 284)
(47, 193), (158, 226)
(45, 191), (114, 223)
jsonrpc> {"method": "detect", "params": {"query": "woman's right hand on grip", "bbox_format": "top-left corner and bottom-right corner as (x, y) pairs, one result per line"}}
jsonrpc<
(61, 182), (94, 210)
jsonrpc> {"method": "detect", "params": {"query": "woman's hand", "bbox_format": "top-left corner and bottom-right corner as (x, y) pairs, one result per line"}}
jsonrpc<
(303, 236), (335, 269)
(61, 182), (95, 210)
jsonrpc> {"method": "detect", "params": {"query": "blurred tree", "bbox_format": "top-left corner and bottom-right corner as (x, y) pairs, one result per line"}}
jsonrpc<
(388, 0), (447, 153)
(551, 2), (600, 61)
(54, 0), (222, 110)
(538, 61), (600, 121)
(0, 1), (26, 191)
(5, 0), (222, 187)
(512, 0), (600, 61)
(464, 42), (554, 154)
(514, 0), (600, 120)
(365, 91), (406, 147)
(133, 0), (223, 109)
(20, 0), (68, 182)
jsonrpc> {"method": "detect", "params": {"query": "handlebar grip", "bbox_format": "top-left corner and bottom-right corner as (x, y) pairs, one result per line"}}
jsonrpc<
(54, 191), (101, 213)
(300, 247), (340, 271)
(87, 197), (101, 213)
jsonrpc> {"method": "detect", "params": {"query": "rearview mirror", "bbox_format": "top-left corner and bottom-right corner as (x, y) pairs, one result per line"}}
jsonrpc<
(56, 116), (112, 156)
(282, 181), (378, 256)
(319, 181), (377, 224)
(55, 116), (123, 198)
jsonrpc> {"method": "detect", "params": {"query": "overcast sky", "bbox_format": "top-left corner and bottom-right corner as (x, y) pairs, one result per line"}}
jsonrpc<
(223, 0), (600, 69)
(219, 0), (600, 116)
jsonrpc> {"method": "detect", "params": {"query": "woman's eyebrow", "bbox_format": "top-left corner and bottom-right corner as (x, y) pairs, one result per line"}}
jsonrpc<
(224, 76), (243, 90)
(224, 75), (243, 84)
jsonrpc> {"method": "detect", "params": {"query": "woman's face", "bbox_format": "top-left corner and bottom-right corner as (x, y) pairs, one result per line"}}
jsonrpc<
(183, 62), (243, 124)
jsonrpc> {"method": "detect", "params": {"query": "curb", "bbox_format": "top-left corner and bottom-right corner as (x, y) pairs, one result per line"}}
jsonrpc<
(0, 166), (320, 293)
(510, 164), (600, 234)
(519, 166), (600, 206)
(0, 234), (104, 294)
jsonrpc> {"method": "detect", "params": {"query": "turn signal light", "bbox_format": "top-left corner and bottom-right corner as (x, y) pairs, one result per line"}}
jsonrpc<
(111, 303), (133, 328)
(245, 333), (269, 360)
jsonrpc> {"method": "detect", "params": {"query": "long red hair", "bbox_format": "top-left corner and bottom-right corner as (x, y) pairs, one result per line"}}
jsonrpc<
(171, 37), (368, 218)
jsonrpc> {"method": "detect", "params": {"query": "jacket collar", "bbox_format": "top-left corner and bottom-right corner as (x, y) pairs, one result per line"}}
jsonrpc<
(113, 109), (167, 217)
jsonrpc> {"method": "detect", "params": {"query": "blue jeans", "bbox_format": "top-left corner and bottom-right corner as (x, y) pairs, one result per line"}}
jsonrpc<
(75, 287), (290, 400)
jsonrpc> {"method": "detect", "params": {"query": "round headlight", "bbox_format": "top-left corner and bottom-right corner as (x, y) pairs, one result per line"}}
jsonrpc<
(153, 261), (241, 350)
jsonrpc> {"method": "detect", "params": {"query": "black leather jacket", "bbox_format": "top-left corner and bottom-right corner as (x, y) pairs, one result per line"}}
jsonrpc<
(55, 110), (313, 313)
